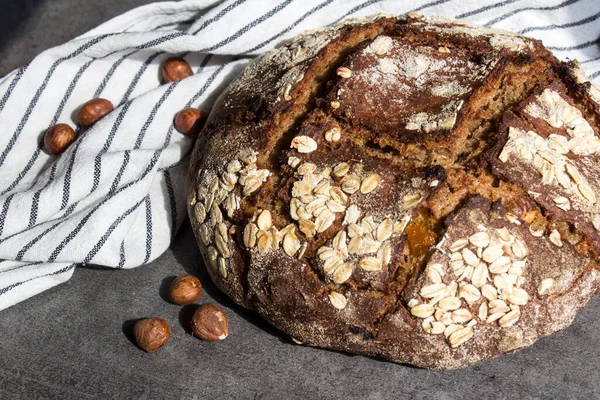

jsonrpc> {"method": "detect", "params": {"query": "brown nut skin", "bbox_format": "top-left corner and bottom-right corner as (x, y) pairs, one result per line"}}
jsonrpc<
(174, 108), (207, 135)
(77, 98), (114, 127)
(162, 57), (193, 83)
(133, 317), (171, 352)
(44, 124), (76, 154)
(191, 303), (229, 341)
(170, 274), (203, 305)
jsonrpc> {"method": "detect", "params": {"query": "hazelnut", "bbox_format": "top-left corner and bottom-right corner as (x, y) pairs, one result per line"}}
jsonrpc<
(162, 57), (193, 83)
(191, 303), (229, 341)
(170, 274), (203, 305)
(174, 108), (207, 135)
(77, 98), (114, 127)
(44, 124), (76, 154)
(133, 317), (171, 352)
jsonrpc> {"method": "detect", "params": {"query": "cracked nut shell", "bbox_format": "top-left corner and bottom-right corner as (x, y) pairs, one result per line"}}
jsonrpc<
(162, 57), (194, 83)
(170, 274), (203, 305)
(174, 108), (207, 135)
(133, 317), (171, 352)
(190, 303), (228, 341)
(44, 123), (76, 154)
(77, 98), (114, 127)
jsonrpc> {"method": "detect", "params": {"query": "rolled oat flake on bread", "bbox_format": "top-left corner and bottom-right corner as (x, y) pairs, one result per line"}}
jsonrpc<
(188, 13), (600, 369)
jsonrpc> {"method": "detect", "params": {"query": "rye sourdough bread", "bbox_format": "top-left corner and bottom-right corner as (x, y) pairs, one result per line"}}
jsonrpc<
(187, 13), (600, 369)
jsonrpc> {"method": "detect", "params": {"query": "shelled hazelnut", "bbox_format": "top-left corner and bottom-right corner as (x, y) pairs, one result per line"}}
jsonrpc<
(170, 274), (203, 305)
(133, 317), (171, 352)
(191, 303), (229, 341)
(162, 57), (193, 83)
(44, 124), (76, 154)
(174, 108), (206, 135)
(77, 98), (114, 127)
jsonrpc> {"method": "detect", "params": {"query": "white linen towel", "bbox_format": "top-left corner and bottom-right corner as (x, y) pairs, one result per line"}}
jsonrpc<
(1, 0), (599, 310)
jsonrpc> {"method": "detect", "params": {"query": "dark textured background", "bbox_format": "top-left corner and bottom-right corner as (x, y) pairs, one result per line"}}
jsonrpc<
(1, 1), (599, 399)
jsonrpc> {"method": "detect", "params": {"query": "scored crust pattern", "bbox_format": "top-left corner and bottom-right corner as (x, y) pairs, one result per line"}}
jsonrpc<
(188, 13), (600, 369)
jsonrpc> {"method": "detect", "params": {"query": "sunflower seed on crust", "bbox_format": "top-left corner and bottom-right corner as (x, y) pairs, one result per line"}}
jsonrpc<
(216, 223), (228, 243)
(199, 223), (212, 246)
(207, 246), (218, 261)
(215, 234), (231, 258)
(218, 257), (228, 278)
(209, 205), (223, 227)
(194, 202), (207, 224)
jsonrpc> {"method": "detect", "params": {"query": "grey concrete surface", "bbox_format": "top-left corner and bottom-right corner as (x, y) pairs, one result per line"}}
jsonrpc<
(0, 0), (158, 76)
(2, 223), (600, 399)
(1, 1), (600, 399)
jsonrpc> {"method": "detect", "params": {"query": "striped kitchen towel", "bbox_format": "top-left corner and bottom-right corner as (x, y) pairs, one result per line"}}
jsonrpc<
(0, 0), (599, 311)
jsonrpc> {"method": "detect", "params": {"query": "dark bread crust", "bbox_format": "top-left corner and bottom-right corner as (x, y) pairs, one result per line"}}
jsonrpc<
(188, 13), (600, 368)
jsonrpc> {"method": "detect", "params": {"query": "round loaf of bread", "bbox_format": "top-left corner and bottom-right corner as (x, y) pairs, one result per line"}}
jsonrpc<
(188, 13), (600, 369)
